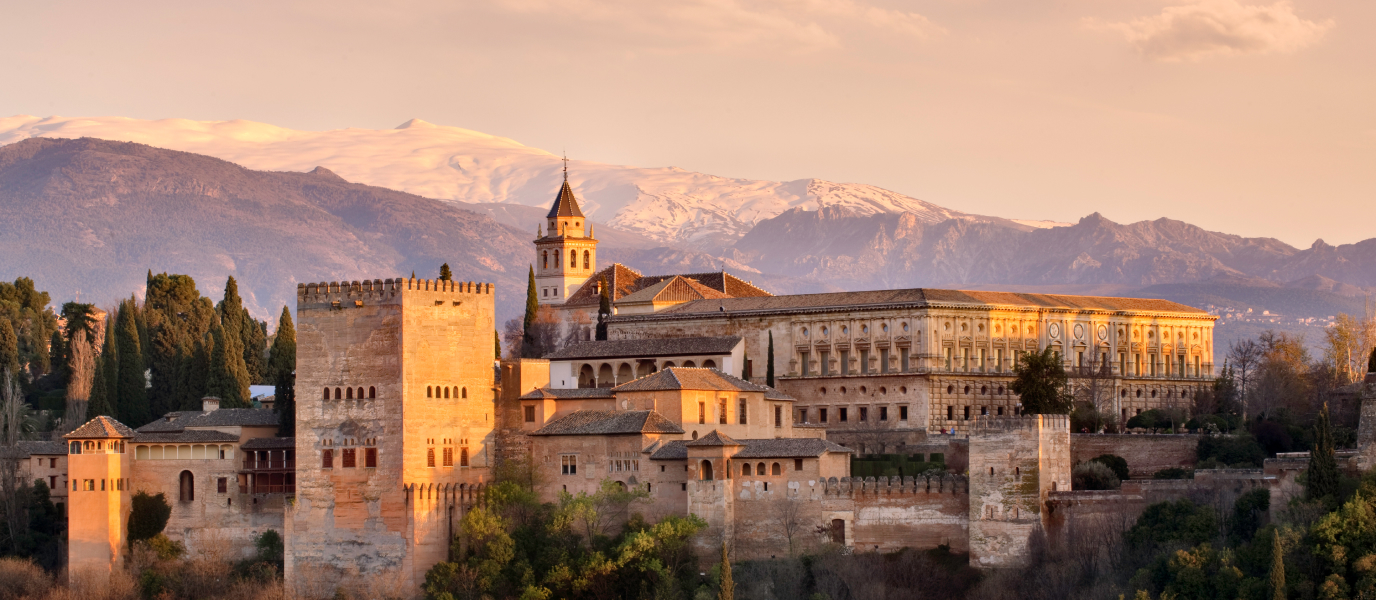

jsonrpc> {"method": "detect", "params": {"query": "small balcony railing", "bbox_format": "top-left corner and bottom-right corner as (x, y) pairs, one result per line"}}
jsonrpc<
(242, 458), (295, 471)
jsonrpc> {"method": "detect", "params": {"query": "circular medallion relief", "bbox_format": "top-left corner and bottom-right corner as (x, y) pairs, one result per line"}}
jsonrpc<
(1073, 324), (1084, 339)
(1097, 325), (1108, 340)
(1048, 323), (1060, 338)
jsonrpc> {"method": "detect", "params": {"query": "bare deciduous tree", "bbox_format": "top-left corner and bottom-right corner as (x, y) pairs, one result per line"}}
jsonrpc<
(1, 370), (37, 554)
(64, 327), (96, 430)
(774, 493), (809, 557)
(1228, 339), (1262, 419)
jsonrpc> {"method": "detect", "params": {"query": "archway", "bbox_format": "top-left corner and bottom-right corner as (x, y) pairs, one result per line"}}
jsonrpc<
(578, 365), (596, 388)
(682, 360), (697, 368)
(179, 470), (195, 502)
(700, 460), (713, 481)
(617, 363), (633, 384)
(598, 364), (614, 388)
(702, 359), (716, 370)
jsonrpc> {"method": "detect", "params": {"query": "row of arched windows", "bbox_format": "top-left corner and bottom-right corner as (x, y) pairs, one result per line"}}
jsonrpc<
(427, 386), (467, 399)
(540, 250), (591, 270)
(324, 387), (376, 400)
(69, 440), (125, 454)
(741, 462), (783, 476)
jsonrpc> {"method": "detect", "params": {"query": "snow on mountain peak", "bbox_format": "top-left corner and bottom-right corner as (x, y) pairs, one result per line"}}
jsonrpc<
(0, 115), (1039, 247)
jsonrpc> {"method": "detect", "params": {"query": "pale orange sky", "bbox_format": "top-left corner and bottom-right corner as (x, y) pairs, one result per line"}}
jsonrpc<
(2, 0), (1372, 247)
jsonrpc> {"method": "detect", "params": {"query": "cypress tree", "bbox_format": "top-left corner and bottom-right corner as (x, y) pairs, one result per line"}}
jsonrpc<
(766, 331), (775, 388)
(1307, 402), (1339, 502)
(89, 310), (118, 419)
(596, 276), (611, 341)
(115, 299), (150, 426)
(269, 307), (296, 436)
(100, 308), (120, 417)
(0, 319), (18, 377)
(717, 542), (734, 600)
(494, 330), (501, 360)
(49, 330), (67, 387)
(219, 276), (245, 341)
(1270, 529), (1286, 600)
(241, 310), (268, 384)
(522, 265), (539, 358)
(183, 333), (213, 410)
(207, 317), (251, 408)
(439, 263), (453, 281)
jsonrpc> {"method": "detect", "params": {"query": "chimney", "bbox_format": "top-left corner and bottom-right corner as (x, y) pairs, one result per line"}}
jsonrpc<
(202, 397), (221, 412)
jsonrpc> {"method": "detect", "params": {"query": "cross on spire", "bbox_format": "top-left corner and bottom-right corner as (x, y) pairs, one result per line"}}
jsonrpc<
(562, 151), (569, 181)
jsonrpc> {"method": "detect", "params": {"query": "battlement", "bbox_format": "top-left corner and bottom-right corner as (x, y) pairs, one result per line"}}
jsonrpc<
(971, 414), (1070, 434)
(297, 278), (494, 305)
(820, 474), (967, 496)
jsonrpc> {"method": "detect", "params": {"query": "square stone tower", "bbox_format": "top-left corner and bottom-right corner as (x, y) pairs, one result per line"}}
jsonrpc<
(64, 416), (135, 585)
(967, 414), (1070, 568)
(286, 277), (496, 589)
(533, 176), (598, 305)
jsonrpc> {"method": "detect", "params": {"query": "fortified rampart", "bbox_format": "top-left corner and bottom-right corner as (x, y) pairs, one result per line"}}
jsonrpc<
(1070, 433), (1200, 477)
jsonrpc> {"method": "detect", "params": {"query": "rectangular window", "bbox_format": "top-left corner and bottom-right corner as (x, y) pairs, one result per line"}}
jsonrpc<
(900, 347), (909, 372)
(1119, 353), (1126, 375)
(794, 458), (803, 471)
(996, 349), (1004, 373)
(524, 406), (536, 423)
(561, 455), (577, 475)
(739, 399), (748, 425)
(719, 398), (728, 424)
(1077, 351), (1084, 369)
(859, 406), (868, 422)
(961, 348), (970, 372)
(947, 405), (954, 420)
(801, 351), (811, 376)
(460, 448), (469, 467)
(799, 408), (807, 423)
(860, 349), (870, 373)
(820, 408), (828, 423)
(322, 449), (334, 469)
(426, 448), (435, 468)
(840, 407), (848, 422)
(944, 347), (952, 371)
(774, 404), (782, 427)
(217, 478), (227, 493)
(963, 406), (971, 420)
(820, 350), (831, 376)
(84, 479), (94, 491)
(978, 349), (987, 373)
(880, 349), (890, 374)
(365, 448), (377, 468)
(840, 350), (850, 375)
(443, 447), (454, 467)
(744, 359), (753, 380)
(699, 402), (705, 424)
(900, 405), (908, 421)
(879, 406), (888, 421)
(342, 448), (356, 468)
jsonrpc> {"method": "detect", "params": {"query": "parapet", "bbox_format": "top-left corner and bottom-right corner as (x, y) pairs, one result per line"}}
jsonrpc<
(821, 474), (967, 497)
(971, 414), (1070, 434)
(297, 278), (494, 306)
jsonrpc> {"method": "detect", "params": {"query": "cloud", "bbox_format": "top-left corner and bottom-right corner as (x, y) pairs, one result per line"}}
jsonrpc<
(1093, 0), (1333, 62)
(492, 0), (941, 53)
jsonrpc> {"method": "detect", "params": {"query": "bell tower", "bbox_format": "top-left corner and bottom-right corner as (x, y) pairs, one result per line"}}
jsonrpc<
(534, 157), (598, 305)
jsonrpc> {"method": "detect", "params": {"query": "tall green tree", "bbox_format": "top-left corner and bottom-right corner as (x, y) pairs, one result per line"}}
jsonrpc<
(439, 263), (453, 281)
(269, 307), (296, 436)
(494, 330), (500, 360)
(115, 298), (150, 426)
(183, 333), (213, 409)
(1011, 347), (1073, 414)
(206, 317), (250, 408)
(1270, 529), (1286, 600)
(241, 311), (268, 384)
(1308, 402), (1339, 503)
(0, 319), (17, 377)
(522, 266), (539, 358)
(88, 310), (117, 419)
(766, 331), (775, 388)
(145, 274), (216, 414)
(718, 541), (734, 600)
(596, 276), (611, 341)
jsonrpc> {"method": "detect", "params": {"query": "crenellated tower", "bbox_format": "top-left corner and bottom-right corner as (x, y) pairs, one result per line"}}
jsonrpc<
(534, 159), (598, 305)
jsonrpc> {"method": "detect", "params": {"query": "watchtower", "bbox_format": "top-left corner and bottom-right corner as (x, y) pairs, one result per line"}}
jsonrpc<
(966, 414), (1070, 568)
(65, 416), (135, 584)
(533, 163), (598, 305)
(286, 277), (496, 589)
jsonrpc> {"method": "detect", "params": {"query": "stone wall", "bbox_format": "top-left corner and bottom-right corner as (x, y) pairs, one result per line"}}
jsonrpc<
(129, 454), (283, 559)
(1071, 434), (1199, 478)
(967, 415), (1069, 568)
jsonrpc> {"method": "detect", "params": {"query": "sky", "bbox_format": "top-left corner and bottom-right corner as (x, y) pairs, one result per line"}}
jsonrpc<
(2, 0), (1372, 248)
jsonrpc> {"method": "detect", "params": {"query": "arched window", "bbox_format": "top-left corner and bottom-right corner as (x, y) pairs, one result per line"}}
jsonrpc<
(757, 462), (766, 476)
(444, 387), (450, 398)
(742, 463), (752, 476)
(460, 448), (469, 467)
(179, 470), (194, 502)
(583, 250), (590, 269)
(346, 387), (353, 399)
(700, 460), (714, 480)
(357, 387), (364, 399)
(571, 250), (577, 268)
(334, 388), (342, 400)
(772, 462), (782, 476)
(554, 252), (559, 268)
(703, 359), (716, 369)
(85, 441), (94, 452)
(69, 441), (81, 455)
(427, 386), (432, 398)
(369, 387), (376, 399)
(542, 251), (548, 269)
(323, 388), (330, 400)
(461, 387), (468, 399)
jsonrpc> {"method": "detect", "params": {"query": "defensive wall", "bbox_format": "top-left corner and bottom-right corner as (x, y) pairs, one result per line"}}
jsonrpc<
(1070, 433), (1200, 478)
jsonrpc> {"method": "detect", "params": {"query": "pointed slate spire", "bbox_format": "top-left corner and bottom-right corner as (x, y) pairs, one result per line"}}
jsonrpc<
(547, 180), (585, 218)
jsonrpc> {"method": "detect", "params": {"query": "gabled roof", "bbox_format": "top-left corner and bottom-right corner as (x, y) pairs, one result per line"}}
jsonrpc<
(564, 263), (645, 307)
(613, 368), (795, 401)
(546, 180), (585, 218)
(65, 416), (137, 439)
(137, 408), (281, 433)
(544, 337), (742, 361)
(562, 265), (771, 309)
(684, 430), (742, 447)
(18, 440), (67, 455)
(617, 276), (732, 305)
(635, 272), (771, 299)
(530, 410), (685, 436)
(518, 387), (616, 401)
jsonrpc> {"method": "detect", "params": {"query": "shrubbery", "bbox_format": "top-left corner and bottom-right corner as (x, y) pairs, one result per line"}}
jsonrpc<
(1089, 454), (1130, 481)
(1197, 434), (1266, 468)
(1072, 462), (1120, 491)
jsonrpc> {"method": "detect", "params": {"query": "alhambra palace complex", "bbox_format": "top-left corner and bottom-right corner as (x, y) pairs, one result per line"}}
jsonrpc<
(42, 176), (1376, 589)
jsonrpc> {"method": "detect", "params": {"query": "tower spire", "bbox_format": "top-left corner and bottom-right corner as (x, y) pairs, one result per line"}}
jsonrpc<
(562, 151), (569, 182)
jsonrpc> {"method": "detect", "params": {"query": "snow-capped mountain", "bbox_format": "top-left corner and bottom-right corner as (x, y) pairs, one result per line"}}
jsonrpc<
(0, 115), (1064, 248)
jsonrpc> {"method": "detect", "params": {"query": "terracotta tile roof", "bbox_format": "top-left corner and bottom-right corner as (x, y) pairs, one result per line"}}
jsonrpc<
(17, 440), (67, 455)
(530, 410), (685, 436)
(684, 430), (742, 447)
(649, 441), (688, 460)
(650, 437), (852, 460)
(612, 368), (795, 401)
(546, 180), (585, 218)
(132, 430), (241, 444)
(618, 287), (1209, 320)
(241, 437), (296, 450)
(518, 387), (616, 400)
(65, 416), (137, 439)
(617, 276), (732, 305)
(564, 263), (645, 307)
(563, 266), (771, 308)
(137, 409), (281, 433)
(544, 337), (742, 360)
